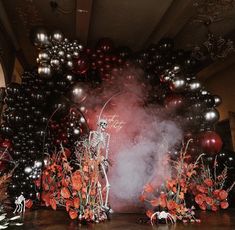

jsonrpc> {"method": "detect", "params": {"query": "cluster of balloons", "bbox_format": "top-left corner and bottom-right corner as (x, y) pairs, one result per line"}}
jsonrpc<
(0, 28), (233, 203)
(1, 78), (44, 200)
(0, 70), (88, 201)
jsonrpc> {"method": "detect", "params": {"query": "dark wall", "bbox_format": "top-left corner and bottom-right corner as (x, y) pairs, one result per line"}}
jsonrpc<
(0, 22), (15, 84)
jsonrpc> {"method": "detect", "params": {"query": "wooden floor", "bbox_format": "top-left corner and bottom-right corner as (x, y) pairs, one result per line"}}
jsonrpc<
(9, 209), (235, 230)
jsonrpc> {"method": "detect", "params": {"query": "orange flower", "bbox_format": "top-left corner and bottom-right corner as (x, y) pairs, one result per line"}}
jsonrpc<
(73, 197), (80, 209)
(50, 198), (57, 210)
(199, 202), (206, 211)
(139, 194), (146, 202)
(90, 189), (96, 196)
(220, 201), (229, 209)
(167, 179), (176, 189)
(65, 200), (73, 212)
(204, 178), (213, 187)
(71, 172), (82, 191)
(167, 200), (177, 211)
(146, 210), (155, 219)
(69, 210), (78, 219)
(62, 178), (70, 187)
(83, 165), (89, 172)
(205, 196), (213, 206)
(144, 183), (154, 193)
(172, 186), (177, 193)
(42, 192), (50, 206)
(179, 179), (186, 188)
(25, 199), (33, 209)
(219, 190), (228, 200)
(213, 189), (220, 198)
(150, 198), (159, 207)
(179, 192), (184, 200)
(196, 185), (207, 193)
(61, 187), (71, 199)
(159, 194), (167, 208)
(195, 194), (204, 205)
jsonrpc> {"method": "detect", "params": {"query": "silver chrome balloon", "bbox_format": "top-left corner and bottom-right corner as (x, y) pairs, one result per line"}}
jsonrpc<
(33, 28), (50, 49)
(189, 80), (202, 92)
(50, 58), (60, 69)
(170, 76), (186, 92)
(51, 30), (64, 43)
(38, 64), (51, 78)
(214, 95), (222, 106)
(200, 89), (210, 96)
(66, 60), (74, 69)
(203, 108), (220, 124)
(73, 51), (79, 58)
(38, 50), (50, 63)
(58, 50), (65, 57)
(172, 65), (181, 73)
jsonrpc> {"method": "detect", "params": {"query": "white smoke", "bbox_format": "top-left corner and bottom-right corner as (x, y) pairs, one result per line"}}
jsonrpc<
(85, 66), (183, 212)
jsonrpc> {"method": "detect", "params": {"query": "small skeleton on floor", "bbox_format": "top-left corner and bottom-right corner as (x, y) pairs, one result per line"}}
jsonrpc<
(151, 211), (176, 225)
(89, 119), (112, 213)
(13, 195), (25, 216)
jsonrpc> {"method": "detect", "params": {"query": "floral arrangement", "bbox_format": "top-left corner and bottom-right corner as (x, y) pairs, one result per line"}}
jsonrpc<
(191, 157), (235, 211)
(140, 140), (202, 224)
(141, 140), (235, 225)
(0, 155), (23, 228)
(37, 143), (108, 223)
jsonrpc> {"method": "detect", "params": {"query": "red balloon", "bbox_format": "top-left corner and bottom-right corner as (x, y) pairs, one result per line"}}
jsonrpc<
(0, 139), (12, 149)
(199, 131), (223, 155)
(164, 94), (184, 110)
(73, 56), (90, 75)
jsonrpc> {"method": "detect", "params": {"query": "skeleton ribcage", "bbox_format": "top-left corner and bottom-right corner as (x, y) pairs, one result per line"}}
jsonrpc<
(90, 131), (106, 149)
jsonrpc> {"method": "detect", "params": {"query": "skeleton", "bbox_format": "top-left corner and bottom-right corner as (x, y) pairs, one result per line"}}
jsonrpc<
(151, 211), (176, 225)
(88, 119), (111, 212)
(13, 195), (25, 216)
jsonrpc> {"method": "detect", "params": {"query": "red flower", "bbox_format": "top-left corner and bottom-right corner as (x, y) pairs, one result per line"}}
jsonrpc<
(211, 205), (218, 211)
(25, 199), (33, 209)
(65, 200), (73, 212)
(213, 189), (220, 198)
(150, 198), (159, 207)
(139, 194), (146, 202)
(220, 201), (229, 209)
(219, 190), (228, 200)
(167, 200), (177, 211)
(196, 185), (207, 193)
(195, 194), (204, 205)
(204, 178), (213, 187)
(146, 210), (155, 219)
(144, 183), (154, 193)
(205, 196), (213, 206)
(50, 198), (57, 210)
(199, 202), (207, 210)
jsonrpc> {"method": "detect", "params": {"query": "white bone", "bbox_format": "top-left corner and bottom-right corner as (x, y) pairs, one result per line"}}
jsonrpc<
(88, 119), (111, 212)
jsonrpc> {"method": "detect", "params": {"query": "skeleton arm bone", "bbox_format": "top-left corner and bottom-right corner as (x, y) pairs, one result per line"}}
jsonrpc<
(105, 133), (110, 160)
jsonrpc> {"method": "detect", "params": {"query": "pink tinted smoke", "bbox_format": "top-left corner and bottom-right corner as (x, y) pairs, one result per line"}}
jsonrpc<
(85, 67), (183, 212)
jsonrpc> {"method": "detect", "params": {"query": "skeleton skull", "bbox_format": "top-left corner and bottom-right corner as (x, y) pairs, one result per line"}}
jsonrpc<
(98, 119), (108, 131)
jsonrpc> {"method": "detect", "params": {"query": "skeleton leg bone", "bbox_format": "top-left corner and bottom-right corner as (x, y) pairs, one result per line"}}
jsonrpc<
(97, 181), (103, 207)
(100, 163), (111, 209)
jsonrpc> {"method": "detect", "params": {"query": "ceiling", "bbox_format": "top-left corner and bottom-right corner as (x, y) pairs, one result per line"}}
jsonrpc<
(1, 0), (235, 68)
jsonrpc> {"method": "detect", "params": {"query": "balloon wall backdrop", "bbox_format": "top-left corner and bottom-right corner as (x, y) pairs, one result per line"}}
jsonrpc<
(0, 28), (234, 209)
